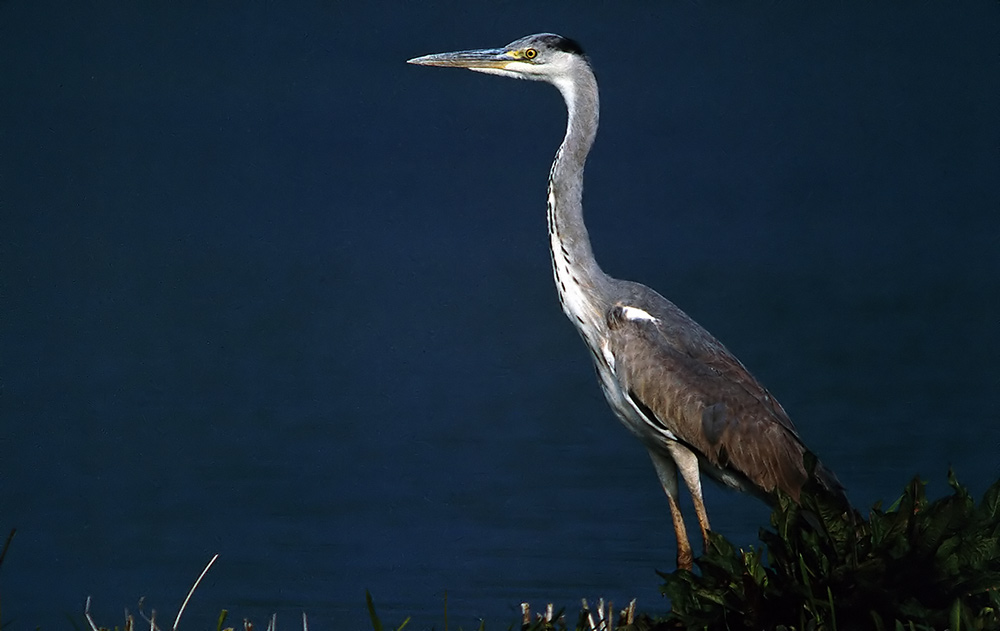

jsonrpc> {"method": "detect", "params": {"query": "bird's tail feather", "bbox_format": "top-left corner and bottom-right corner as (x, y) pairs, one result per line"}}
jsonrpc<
(805, 451), (852, 512)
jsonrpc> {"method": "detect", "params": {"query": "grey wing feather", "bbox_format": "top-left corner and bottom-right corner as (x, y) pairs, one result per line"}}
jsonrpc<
(605, 301), (835, 501)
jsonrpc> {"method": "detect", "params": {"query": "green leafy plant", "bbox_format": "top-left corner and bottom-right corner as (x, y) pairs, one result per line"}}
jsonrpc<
(366, 590), (411, 631)
(661, 470), (1000, 630)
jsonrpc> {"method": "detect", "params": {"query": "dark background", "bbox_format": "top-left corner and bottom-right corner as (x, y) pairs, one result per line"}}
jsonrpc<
(2, 2), (998, 630)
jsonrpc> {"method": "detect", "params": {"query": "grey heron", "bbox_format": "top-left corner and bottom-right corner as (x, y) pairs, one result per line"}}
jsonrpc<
(408, 33), (846, 570)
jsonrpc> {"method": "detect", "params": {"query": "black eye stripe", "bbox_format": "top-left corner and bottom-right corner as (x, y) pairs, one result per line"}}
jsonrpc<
(536, 34), (585, 56)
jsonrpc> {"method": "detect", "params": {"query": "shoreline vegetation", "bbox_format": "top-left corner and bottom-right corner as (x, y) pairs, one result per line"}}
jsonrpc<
(5, 471), (999, 631)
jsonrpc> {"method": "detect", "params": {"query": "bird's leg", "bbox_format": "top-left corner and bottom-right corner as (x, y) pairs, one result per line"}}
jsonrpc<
(667, 442), (712, 550)
(648, 451), (694, 571)
(667, 493), (694, 571)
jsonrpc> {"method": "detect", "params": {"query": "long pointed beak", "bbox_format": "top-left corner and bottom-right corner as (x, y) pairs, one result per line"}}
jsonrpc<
(407, 48), (513, 70)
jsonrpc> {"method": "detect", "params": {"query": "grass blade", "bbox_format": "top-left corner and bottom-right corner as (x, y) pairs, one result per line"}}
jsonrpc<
(173, 554), (219, 631)
(365, 591), (383, 631)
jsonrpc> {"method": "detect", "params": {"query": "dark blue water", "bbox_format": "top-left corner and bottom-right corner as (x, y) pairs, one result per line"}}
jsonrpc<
(2, 2), (998, 630)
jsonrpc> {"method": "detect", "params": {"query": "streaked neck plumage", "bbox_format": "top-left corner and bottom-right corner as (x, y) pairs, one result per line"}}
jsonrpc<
(547, 60), (608, 346)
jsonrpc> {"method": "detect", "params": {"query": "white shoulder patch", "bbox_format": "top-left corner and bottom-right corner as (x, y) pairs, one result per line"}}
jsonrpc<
(620, 305), (657, 322)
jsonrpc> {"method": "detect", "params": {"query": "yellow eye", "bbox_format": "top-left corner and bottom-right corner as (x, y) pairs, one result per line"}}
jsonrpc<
(524, 48), (537, 60)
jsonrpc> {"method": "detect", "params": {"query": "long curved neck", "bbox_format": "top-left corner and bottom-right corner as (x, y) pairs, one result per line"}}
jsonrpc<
(548, 61), (608, 342)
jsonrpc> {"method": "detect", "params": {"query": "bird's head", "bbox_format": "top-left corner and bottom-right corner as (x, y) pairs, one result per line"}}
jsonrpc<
(407, 33), (587, 85)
